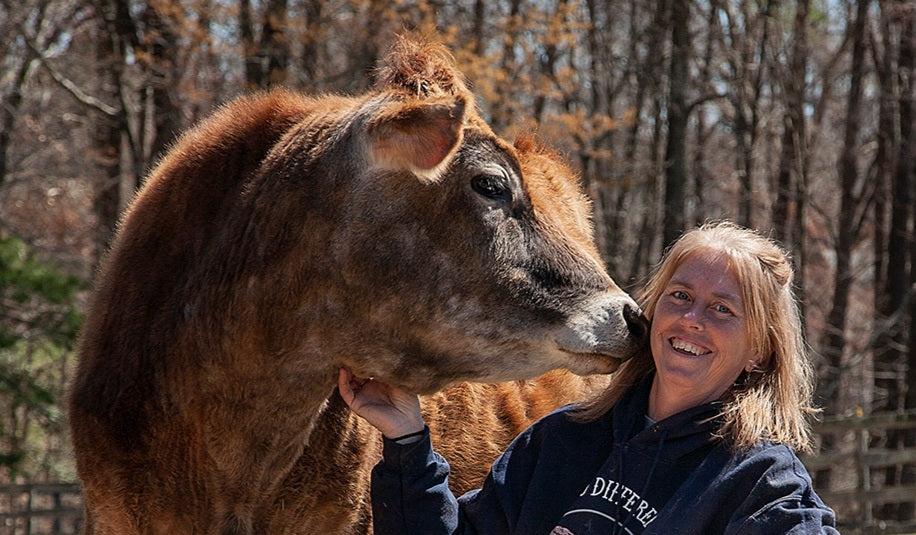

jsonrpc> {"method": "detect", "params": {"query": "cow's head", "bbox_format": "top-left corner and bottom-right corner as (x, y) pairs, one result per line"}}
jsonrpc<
(254, 37), (647, 393)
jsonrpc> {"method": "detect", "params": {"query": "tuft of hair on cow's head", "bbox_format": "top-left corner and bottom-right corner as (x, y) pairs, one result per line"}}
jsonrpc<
(374, 34), (472, 99)
(364, 36), (476, 183)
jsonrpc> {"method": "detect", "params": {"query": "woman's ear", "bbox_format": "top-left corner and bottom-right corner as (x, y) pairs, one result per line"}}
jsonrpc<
(745, 351), (771, 373)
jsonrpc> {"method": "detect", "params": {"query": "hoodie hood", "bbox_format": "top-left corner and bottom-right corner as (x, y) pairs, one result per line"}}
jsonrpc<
(610, 373), (722, 450)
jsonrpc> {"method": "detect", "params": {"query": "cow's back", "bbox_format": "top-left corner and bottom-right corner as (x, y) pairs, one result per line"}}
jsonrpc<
(69, 90), (326, 533)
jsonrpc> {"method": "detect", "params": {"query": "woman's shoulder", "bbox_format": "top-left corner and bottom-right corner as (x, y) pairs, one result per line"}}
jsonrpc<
(724, 442), (838, 532)
(714, 441), (831, 511)
(661, 441), (837, 533)
(508, 403), (612, 453)
(672, 439), (823, 510)
(731, 441), (812, 477)
(533, 403), (612, 435)
(489, 403), (616, 490)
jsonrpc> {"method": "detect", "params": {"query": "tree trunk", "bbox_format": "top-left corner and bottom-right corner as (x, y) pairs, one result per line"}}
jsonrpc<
(614, 0), (667, 281)
(143, 1), (182, 164)
(692, 2), (719, 230)
(773, 0), (808, 248)
(260, 0), (289, 87)
(663, 0), (690, 248)
(900, 3), (916, 413)
(490, 0), (523, 132)
(873, 0), (905, 415)
(472, 0), (486, 57)
(300, 0), (324, 88)
(822, 0), (870, 412)
(583, 0), (608, 266)
(892, 16), (916, 522)
(892, 3), (914, 410)
(239, 0), (261, 89)
(532, 0), (568, 124)
(91, 0), (134, 258)
(630, 92), (667, 283)
(0, 54), (33, 189)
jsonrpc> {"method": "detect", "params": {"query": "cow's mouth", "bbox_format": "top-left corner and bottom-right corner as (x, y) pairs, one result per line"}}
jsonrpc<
(562, 349), (631, 376)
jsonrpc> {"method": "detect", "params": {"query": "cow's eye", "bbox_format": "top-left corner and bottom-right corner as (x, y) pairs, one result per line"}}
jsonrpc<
(472, 174), (511, 203)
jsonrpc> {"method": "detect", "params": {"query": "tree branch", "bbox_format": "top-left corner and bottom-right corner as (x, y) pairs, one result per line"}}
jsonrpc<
(21, 30), (120, 117)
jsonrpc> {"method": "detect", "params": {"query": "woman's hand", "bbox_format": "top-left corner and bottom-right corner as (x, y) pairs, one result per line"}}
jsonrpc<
(338, 368), (425, 440)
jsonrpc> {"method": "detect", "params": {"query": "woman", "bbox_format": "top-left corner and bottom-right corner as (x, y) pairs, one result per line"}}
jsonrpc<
(339, 221), (838, 534)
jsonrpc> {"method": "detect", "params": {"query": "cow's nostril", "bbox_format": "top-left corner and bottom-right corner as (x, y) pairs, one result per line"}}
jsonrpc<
(623, 303), (649, 341)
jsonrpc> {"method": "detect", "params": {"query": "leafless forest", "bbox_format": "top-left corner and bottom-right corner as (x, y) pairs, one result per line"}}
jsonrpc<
(1, 0), (914, 522)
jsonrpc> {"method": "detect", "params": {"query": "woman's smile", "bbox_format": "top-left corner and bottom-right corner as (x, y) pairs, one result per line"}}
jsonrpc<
(669, 337), (710, 357)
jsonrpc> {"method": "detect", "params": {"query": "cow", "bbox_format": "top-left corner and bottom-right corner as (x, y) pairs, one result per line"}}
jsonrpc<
(68, 36), (647, 534)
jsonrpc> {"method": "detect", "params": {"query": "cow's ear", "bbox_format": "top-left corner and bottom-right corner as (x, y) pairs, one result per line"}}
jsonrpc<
(366, 95), (466, 183)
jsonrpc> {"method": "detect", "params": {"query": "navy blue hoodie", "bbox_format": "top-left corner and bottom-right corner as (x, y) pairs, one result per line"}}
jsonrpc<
(371, 376), (839, 534)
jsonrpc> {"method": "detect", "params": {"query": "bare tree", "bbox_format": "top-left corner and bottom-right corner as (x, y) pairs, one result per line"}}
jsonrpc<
(0, 0), (87, 187)
(771, 0), (810, 327)
(239, 0), (260, 90)
(260, 0), (289, 87)
(773, 0), (808, 250)
(900, 2), (916, 414)
(890, 3), (915, 410)
(489, 0), (524, 132)
(240, 0), (289, 89)
(822, 0), (872, 412)
(714, 0), (773, 228)
(872, 0), (909, 415)
(662, 0), (690, 247)
(626, 0), (669, 283)
(300, 0), (325, 89)
(90, 11), (123, 258)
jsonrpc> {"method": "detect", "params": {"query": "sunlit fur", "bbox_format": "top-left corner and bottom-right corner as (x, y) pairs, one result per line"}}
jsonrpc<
(69, 36), (641, 534)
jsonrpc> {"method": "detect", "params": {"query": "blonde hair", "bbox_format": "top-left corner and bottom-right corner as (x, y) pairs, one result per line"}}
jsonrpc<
(576, 221), (817, 452)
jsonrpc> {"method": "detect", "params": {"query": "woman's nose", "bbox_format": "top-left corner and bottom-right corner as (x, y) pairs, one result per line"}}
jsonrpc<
(680, 304), (704, 329)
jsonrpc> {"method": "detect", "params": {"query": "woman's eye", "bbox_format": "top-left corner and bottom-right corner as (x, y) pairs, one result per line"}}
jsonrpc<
(714, 304), (733, 315)
(672, 290), (689, 301)
(472, 174), (511, 202)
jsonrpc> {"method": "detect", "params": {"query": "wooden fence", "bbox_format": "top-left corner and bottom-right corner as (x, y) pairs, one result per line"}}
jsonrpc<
(0, 483), (82, 534)
(0, 411), (914, 533)
(802, 408), (916, 534)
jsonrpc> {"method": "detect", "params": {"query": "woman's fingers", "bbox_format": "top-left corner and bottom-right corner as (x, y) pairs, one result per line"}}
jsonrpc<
(338, 368), (356, 404)
(339, 368), (377, 411)
(338, 367), (425, 439)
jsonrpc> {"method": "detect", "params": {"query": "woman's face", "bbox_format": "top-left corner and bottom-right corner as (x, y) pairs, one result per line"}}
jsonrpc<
(650, 251), (756, 409)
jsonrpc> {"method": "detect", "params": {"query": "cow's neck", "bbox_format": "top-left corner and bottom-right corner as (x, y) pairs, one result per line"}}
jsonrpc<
(258, 387), (381, 532)
(191, 361), (340, 529)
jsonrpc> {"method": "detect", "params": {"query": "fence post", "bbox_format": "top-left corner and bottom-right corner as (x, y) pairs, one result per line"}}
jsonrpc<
(53, 489), (62, 534)
(25, 486), (32, 534)
(856, 421), (870, 527)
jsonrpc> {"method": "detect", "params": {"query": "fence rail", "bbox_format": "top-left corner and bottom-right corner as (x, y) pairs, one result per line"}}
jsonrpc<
(801, 408), (916, 534)
(0, 483), (82, 534)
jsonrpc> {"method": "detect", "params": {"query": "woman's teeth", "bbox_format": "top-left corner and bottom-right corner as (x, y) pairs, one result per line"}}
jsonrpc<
(671, 338), (707, 356)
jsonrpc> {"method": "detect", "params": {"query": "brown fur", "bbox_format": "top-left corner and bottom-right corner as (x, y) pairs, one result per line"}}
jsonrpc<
(69, 37), (645, 534)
